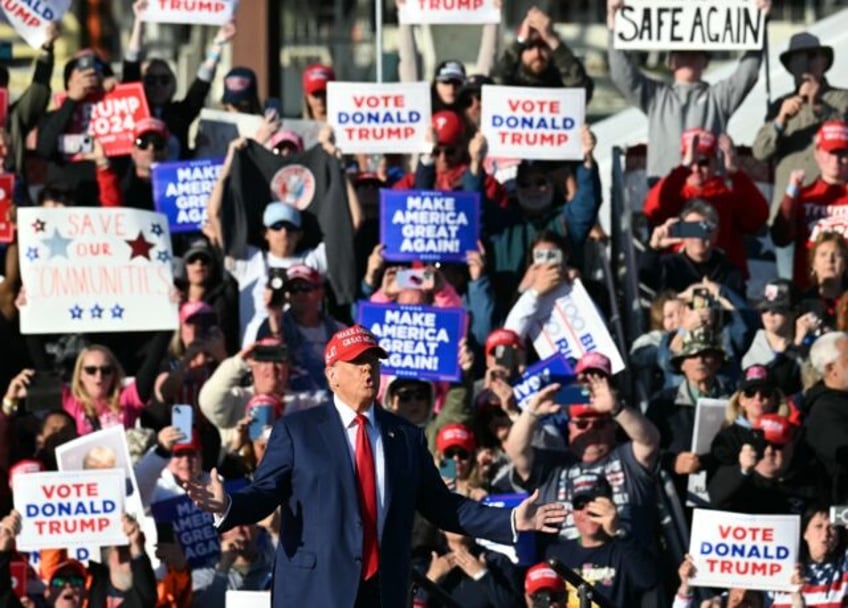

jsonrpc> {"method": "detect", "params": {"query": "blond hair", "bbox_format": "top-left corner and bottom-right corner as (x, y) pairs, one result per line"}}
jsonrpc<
(724, 388), (789, 426)
(70, 345), (126, 420)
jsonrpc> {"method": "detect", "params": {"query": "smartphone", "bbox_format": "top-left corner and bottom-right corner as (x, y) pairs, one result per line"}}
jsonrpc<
(156, 522), (175, 544)
(171, 404), (193, 439)
(532, 248), (563, 266)
(252, 344), (288, 362)
(691, 287), (713, 310)
(248, 405), (275, 441)
(25, 371), (63, 413)
(493, 345), (517, 372)
(556, 383), (591, 407)
(439, 459), (457, 480)
(396, 268), (431, 290)
(57, 134), (94, 155)
(669, 221), (712, 239)
(76, 54), (97, 72)
(264, 98), (283, 120)
(266, 268), (287, 307)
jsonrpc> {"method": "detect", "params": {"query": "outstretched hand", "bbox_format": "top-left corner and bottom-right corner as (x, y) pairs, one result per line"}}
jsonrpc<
(514, 489), (567, 533)
(184, 467), (228, 515)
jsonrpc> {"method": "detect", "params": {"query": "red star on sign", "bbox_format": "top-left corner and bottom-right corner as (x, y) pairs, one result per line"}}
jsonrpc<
(126, 231), (154, 260)
(32, 219), (46, 233)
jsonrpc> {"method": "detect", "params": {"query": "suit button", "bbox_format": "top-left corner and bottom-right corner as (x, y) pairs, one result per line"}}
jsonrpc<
(355, 557), (362, 564)
(356, 520), (363, 528)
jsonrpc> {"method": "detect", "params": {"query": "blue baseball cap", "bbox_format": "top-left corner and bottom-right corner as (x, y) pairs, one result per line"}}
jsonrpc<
(262, 202), (301, 229)
(222, 66), (258, 106)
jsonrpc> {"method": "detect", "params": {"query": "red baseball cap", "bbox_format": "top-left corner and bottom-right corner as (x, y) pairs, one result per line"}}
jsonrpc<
(324, 325), (388, 367)
(815, 120), (848, 153)
(286, 264), (322, 286)
(436, 423), (476, 454)
(524, 563), (565, 595)
(134, 117), (169, 140)
(485, 329), (523, 357)
(8, 459), (44, 489)
(568, 403), (605, 419)
(680, 128), (717, 157)
(302, 64), (336, 96)
(173, 429), (201, 454)
(246, 393), (284, 417)
(432, 111), (464, 147)
(575, 352), (612, 377)
(754, 414), (794, 447)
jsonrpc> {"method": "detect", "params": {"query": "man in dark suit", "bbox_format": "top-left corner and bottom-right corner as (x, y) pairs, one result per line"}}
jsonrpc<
(187, 325), (566, 607)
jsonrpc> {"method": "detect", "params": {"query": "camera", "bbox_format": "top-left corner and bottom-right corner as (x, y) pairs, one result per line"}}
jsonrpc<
(267, 268), (287, 307)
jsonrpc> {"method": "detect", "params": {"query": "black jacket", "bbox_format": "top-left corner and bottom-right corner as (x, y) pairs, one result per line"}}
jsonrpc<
(639, 247), (745, 296)
(494, 40), (594, 102)
(803, 382), (848, 502)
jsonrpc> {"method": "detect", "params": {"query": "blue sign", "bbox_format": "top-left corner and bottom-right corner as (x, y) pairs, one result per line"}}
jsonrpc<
(380, 189), (480, 262)
(481, 493), (536, 565)
(357, 302), (465, 382)
(152, 158), (223, 233)
(512, 354), (576, 410)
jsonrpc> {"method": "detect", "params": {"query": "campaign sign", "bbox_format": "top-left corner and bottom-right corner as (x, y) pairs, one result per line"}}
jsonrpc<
(512, 354), (576, 411)
(358, 303), (464, 382)
(152, 158), (224, 233)
(399, 0), (500, 24)
(1, 0), (70, 48)
(689, 509), (799, 592)
(327, 81), (431, 155)
(613, 0), (766, 51)
(380, 190), (479, 263)
(10, 560), (26, 599)
(687, 398), (728, 506)
(0, 174), (15, 243)
(481, 85), (584, 161)
(142, 0), (238, 25)
(195, 108), (265, 159)
(55, 83), (151, 157)
(17, 207), (178, 334)
(527, 279), (625, 374)
(14, 469), (125, 551)
(227, 591), (271, 608)
(477, 494), (535, 565)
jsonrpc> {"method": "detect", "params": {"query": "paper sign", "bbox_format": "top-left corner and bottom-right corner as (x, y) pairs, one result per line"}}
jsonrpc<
(358, 303), (464, 382)
(327, 81), (432, 155)
(1, 0), (71, 48)
(10, 560), (26, 599)
(14, 469), (125, 551)
(687, 398), (729, 506)
(512, 354), (576, 410)
(195, 108), (265, 159)
(380, 190), (479, 263)
(399, 0), (500, 24)
(613, 0), (766, 51)
(17, 207), (178, 334)
(227, 591), (271, 608)
(0, 174), (15, 243)
(55, 83), (151, 157)
(527, 279), (625, 374)
(689, 509), (799, 592)
(477, 494), (535, 565)
(142, 0), (238, 25)
(481, 85), (585, 161)
(152, 158), (223, 233)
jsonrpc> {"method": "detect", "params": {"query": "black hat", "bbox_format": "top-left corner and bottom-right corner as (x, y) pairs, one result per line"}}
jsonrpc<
(434, 60), (466, 83)
(757, 279), (799, 313)
(571, 472), (613, 509)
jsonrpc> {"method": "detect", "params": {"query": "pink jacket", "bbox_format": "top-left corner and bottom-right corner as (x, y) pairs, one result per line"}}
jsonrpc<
(62, 383), (145, 435)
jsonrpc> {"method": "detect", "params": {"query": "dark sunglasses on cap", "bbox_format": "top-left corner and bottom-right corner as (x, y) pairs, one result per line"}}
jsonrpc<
(743, 387), (774, 400)
(51, 574), (86, 588)
(569, 417), (612, 431)
(444, 447), (471, 461)
(135, 133), (166, 151)
(395, 388), (429, 403)
(267, 220), (300, 232)
(83, 365), (114, 376)
(144, 74), (171, 86)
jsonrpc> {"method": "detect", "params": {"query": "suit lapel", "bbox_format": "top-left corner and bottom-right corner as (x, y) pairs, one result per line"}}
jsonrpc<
(315, 403), (358, 509)
(376, 407), (403, 513)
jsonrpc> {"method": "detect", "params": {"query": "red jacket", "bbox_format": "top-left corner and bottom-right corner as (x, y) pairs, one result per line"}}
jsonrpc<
(643, 166), (769, 279)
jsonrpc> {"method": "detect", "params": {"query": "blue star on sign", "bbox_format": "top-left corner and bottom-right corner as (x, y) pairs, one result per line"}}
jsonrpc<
(69, 304), (83, 320)
(25, 247), (39, 261)
(157, 250), (171, 262)
(151, 223), (164, 237)
(42, 228), (73, 259)
(110, 304), (125, 319)
(90, 304), (104, 319)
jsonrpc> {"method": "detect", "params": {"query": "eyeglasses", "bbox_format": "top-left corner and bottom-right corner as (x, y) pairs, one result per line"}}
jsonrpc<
(186, 254), (210, 266)
(395, 388), (429, 403)
(444, 448), (471, 460)
(267, 221), (299, 232)
(530, 590), (566, 604)
(144, 74), (171, 86)
(433, 146), (457, 158)
(286, 283), (316, 294)
(83, 365), (114, 377)
(51, 574), (85, 588)
(743, 387), (774, 400)
(569, 418), (612, 431)
(135, 133), (166, 151)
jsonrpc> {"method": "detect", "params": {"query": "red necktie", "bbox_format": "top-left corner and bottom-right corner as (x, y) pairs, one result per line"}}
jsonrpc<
(354, 414), (379, 579)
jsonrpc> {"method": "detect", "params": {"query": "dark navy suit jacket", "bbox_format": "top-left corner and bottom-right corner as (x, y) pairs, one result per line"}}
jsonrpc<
(221, 402), (514, 607)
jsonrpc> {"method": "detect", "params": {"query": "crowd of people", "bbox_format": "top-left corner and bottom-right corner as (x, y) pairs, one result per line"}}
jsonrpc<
(0, 0), (847, 606)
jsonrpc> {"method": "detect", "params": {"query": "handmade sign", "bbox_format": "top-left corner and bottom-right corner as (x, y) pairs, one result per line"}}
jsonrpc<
(55, 83), (151, 157)
(152, 158), (224, 233)
(1, 0), (71, 48)
(14, 469), (125, 551)
(512, 354), (576, 411)
(358, 303), (464, 382)
(613, 0), (766, 51)
(481, 85), (584, 160)
(327, 82), (431, 154)
(687, 398), (728, 506)
(399, 0), (500, 24)
(17, 207), (178, 334)
(689, 509), (799, 592)
(195, 108), (264, 158)
(142, 0), (238, 25)
(527, 279), (625, 373)
(0, 174), (15, 243)
(380, 190), (479, 263)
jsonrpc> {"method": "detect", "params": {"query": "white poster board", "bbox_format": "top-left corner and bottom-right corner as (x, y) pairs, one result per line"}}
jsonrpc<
(327, 81), (432, 155)
(226, 591), (271, 607)
(1, 0), (71, 48)
(481, 86), (585, 160)
(687, 398), (729, 506)
(399, 0), (500, 24)
(195, 108), (265, 159)
(612, 0), (766, 51)
(142, 0), (238, 25)
(17, 207), (178, 334)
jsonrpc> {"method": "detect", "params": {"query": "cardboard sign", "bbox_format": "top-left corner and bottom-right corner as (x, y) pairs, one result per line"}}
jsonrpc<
(195, 108), (264, 159)
(227, 591), (271, 608)
(14, 469), (125, 551)
(399, 0), (500, 24)
(358, 303), (464, 382)
(527, 279), (625, 374)
(327, 82), (431, 155)
(477, 494), (535, 565)
(687, 398), (729, 506)
(1, 0), (71, 48)
(613, 0), (766, 51)
(17, 207), (178, 334)
(512, 354), (576, 410)
(380, 190), (479, 263)
(152, 158), (223, 233)
(142, 0), (238, 25)
(0, 174), (15, 243)
(689, 509), (799, 592)
(10, 560), (26, 599)
(481, 85), (585, 161)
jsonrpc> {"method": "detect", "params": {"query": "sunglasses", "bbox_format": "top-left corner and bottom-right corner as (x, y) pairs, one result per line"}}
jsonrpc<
(743, 387), (774, 400)
(694, 157), (712, 168)
(83, 365), (114, 377)
(570, 418), (611, 431)
(267, 221), (299, 232)
(444, 448), (471, 461)
(135, 133), (166, 151)
(51, 574), (85, 588)
(186, 254), (210, 266)
(144, 74), (171, 86)
(531, 591), (566, 603)
(395, 388), (429, 403)
(433, 146), (457, 158)
(286, 283), (316, 294)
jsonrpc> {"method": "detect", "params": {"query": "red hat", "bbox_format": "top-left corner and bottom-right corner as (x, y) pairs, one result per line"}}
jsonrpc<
(133, 117), (169, 140)
(179, 301), (215, 325)
(436, 423), (476, 454)
(815, 120), (848, 153)
(302, 64), (336, 96)
(432, 111), (464, 147)
(49, 559), (87, 583)
(246, 393), (284, 418)
(754, 414), (794, 447)
(485, 329), (523, 357)
(8, 459), (44, 489)
(324, 325), (388, 367)
(568, 403), (605, 419)
(680, 128), (717, 157)
(524, 563), (565, 595)
(173, 429), (201, 454)
(286, 264), (322, 286)
(575, 351), (612, 377)
(269, 130), (304, 153)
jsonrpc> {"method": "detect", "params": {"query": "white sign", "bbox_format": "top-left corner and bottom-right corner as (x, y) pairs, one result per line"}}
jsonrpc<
(613, 0), (766, 51)
(142, 0), (238, 25)
(195, 108), (265, 159)
(689, 509), (799, 592)
(1, 0), (71, 48)
(327, 81), (432, 155)
(529, 279), (625, 374)
(226, 591), (271, 607)
(687, 398), (729, 506)
(399, 0), (500, 24)
(481, 85), (585, 161)
(14, 469), (125, 551)
(17, 207), (178, 334)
